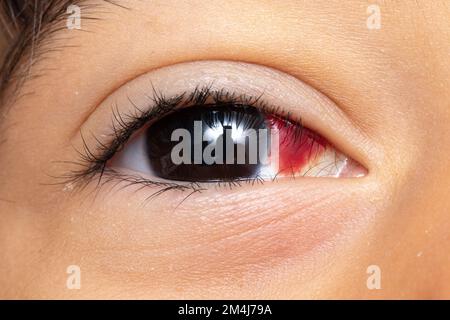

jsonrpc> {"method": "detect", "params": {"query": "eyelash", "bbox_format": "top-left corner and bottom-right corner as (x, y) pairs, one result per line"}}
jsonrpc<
(58, 84), (305, 198)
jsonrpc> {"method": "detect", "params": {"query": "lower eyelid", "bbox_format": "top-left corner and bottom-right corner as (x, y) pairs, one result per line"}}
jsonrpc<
(75, 172), (381, 283)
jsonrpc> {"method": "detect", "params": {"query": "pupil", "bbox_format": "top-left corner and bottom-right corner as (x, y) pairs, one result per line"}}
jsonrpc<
(145, 105), (270, 182)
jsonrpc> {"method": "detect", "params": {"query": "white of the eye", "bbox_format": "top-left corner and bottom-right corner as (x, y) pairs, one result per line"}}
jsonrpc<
(110, 133), (153, 175)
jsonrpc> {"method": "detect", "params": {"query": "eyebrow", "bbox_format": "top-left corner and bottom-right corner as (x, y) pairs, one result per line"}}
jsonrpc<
(0, 0), (125, 105)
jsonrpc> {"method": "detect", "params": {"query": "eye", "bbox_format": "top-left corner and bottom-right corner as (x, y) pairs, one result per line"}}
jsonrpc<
(108, 88), (366, 184)
(69, 61), (370, 194)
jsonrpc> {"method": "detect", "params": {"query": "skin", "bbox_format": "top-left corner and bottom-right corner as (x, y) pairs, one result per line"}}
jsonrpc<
(0, 0), (449, 299)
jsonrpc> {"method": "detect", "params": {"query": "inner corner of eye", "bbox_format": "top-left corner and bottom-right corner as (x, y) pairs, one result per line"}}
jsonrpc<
(107, 103), (367, 184)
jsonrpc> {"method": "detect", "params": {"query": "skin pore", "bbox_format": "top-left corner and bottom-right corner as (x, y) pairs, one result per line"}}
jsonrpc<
(0, 0), (449, 299)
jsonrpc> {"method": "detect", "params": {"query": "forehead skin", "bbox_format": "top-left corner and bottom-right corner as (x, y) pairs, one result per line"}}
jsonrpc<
(0, 0), (449, 298)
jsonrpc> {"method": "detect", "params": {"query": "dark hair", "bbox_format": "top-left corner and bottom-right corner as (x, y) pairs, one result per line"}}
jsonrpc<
(0, 0), (86, 105)
(0, 1), (124, 107)
(1, 1), (55, 103)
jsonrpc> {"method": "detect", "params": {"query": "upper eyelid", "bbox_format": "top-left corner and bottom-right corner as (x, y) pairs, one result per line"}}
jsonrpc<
(74, 60), (379, 172)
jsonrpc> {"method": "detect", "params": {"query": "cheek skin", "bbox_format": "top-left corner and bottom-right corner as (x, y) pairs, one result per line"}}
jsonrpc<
(38, 177), (382, 297)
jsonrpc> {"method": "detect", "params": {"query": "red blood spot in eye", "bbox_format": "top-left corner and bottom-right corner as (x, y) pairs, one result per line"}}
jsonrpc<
(266, 115), (328, 175)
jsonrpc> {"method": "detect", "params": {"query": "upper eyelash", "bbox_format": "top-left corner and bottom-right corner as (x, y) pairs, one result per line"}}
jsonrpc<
(56, 84), (304, 196)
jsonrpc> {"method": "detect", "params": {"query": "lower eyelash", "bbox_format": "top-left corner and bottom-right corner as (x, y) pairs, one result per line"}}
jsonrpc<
(56, 166), (271, 207)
